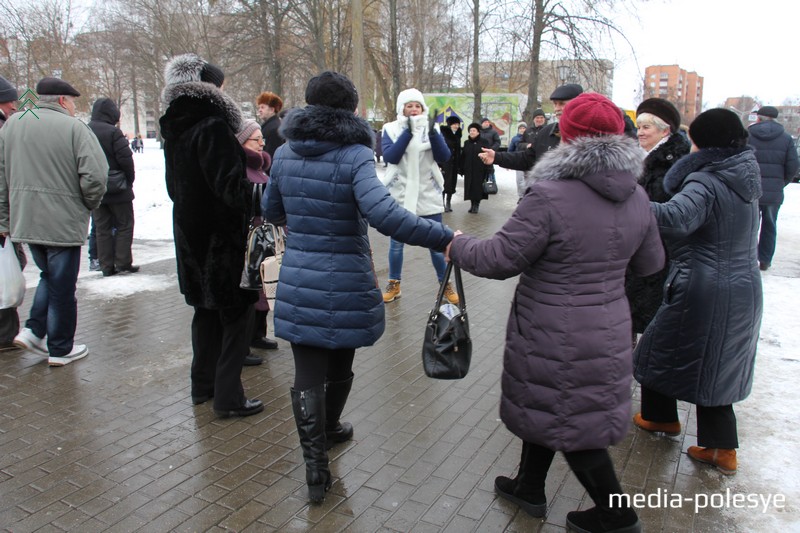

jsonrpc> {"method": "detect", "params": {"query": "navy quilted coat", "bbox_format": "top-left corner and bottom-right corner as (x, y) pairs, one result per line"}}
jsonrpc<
(748, 120), (799, 206)
(262, 106), (453, 350)
(634, 147), (763, 406)
(449, 135), (665, 452)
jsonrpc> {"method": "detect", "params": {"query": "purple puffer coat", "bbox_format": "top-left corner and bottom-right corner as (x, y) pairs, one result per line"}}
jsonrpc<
(449, 135), (665, 452)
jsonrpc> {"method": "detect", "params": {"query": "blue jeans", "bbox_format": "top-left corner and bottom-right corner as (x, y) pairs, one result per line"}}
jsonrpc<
(26, 245), (81, 357)
(388, 214), (447, 282)
(758, 204), (780, 265)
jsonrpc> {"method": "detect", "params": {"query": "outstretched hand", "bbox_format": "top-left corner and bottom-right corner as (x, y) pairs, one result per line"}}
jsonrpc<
(444, 230), (463, 263)
(479, 148), (495, 165)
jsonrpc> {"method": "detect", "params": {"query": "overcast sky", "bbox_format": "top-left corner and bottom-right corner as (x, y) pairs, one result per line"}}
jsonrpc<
(610, 0), (799, 110)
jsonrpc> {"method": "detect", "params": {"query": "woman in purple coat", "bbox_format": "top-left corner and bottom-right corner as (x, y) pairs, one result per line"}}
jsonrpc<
(447, 93), (665, 533)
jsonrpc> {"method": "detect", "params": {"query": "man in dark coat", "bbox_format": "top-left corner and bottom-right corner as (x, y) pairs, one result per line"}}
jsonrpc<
(480, 84), (583, 172)
(748, 106), (799, 270)
(479, 117), (500, 186)
(88, 98), (137, 277)
(160, 54), (262, 419)
(439, 115), (462, 212)
(257, 91), (284, 159)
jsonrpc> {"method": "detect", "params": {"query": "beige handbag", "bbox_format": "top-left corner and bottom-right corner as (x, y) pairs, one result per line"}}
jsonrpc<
(259, 225), (285, 303)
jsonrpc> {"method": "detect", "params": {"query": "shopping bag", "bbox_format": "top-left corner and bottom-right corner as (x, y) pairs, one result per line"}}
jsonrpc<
(0, 239), (25, 309)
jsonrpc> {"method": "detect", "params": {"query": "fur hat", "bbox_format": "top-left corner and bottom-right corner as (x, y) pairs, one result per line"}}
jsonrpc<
(164, 53), (225, 88)
(236, 119), (261, 144)
(481, 117), (490, 124)
(550, 83), (583, 101)
(395, 88), (427, 116)
(445, 115), (461, 126)
(637, 98), (681, 134)
(36, 77), (80, 97)
(306, 71), (358, 110)
(517, 122), (527, 130)
(257, 91), (283, 113)
(533, 108), (546, 118)
(200, 62), (224, 87)
(689, 108), (748, 149)
(0, 75), (17, 103)
(756, 106), (778, 119)
(559, 93), (624, 143)
(467, 122), (482, 133)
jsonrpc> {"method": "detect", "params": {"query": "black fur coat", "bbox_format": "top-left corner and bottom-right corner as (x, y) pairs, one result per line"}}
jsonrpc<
(160, 61), (256, 309)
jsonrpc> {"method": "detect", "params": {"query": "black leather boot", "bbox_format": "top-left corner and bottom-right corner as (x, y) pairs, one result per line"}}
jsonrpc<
(251, 310), (278, 350)
(566, 457), (641, 533)
(291, 384), (331, 503)
(494, 441), (552, 517)
(444, 193), (453, 212)
(325, 374), (354, 450)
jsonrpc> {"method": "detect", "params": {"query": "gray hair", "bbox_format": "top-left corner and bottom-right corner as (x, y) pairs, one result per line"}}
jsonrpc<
(636, 112), (670, 132)
(38, 94), (68, 104)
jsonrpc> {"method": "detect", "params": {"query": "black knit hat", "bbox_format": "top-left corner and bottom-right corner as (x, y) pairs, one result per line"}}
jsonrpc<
(533, 108), (546, 118)
(200, 62), (225, 87)
(305, 71), (358, 110)
(637, 98), (681, 134)
(689, 108), (748, 149)
(36, 77), (80, 97)
(467, 122), (481, 133)
(446, 115), (461, 126)
(0, 75), (17, 103)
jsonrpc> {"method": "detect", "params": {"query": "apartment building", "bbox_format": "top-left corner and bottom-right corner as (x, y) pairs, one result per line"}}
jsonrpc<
(644, 65), (703, 124)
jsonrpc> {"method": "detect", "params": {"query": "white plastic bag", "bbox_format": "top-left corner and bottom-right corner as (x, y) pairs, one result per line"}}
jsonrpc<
(0, 240), (25, 309)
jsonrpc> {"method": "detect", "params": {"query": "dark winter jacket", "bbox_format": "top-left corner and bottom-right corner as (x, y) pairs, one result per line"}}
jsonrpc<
(262, 105), (453, 350)
(450, 135), (665, 452)
(261, 114), (284, 159)
(160, 60), (257, 310)
(88, 98), (135, 204)
(634, 146), (763, 406)
(509, 133), (524, 152)
(440, 124), (462, 194)
(748, 120), (799, 206)
(494, 121), (561, 171)
(480, 125), (500, 150)
(625, 132), (690, 334)
(459, 135), (489, 202)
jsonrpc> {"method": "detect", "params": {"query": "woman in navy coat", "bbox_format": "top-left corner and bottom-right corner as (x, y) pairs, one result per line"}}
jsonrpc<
(262, 72), (452, 504)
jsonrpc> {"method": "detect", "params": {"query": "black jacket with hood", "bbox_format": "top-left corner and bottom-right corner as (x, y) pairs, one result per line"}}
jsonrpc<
(88, 98), (135, 204)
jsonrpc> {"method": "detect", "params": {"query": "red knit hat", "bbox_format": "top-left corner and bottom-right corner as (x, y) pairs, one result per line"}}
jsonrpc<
(559, 93), (624, 143)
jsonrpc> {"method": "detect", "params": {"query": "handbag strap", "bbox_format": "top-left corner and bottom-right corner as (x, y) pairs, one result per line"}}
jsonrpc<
(249, 184), (262, 223)
(431, 263), (467, 315)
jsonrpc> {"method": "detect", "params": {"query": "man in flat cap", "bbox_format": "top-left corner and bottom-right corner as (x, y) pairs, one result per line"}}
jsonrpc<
(748, 105), (799, 270)
(479, 83), (584, 175)
(0, 76), (108, 365)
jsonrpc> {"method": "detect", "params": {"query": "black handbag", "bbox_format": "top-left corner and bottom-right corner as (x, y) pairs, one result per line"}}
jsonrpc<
(422, 263), (471, 379)
(483, 175), (498, 195)
(240, 184), (281, 290)
(106, 169), (127, 194)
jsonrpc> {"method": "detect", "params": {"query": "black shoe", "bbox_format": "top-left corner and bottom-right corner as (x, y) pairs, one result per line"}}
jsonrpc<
(566, 507), (641, 533)
(325, 374), (354, 450)
(192, 393), (213, 405)
(291, 385), (332, 503)
(214, 398), (264, 418)
(251, 337), (278, 350)
(495, 475), (547, 517)
(118, 264), (140, 273)
(102, 269), (117, 277)
(243, 353), (263, 366)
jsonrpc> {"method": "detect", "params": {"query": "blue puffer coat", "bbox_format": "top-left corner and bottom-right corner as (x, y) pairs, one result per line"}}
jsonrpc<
(262, 105), (454, 350)
(634, 146), (763, 406)
(748, 120), (799, 206)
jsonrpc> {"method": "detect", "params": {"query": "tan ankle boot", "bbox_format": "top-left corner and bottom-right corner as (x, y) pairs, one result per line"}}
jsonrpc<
(633, 413), (681, 436)
(382, 280), (401, 303)
(687, 446), (737, 475)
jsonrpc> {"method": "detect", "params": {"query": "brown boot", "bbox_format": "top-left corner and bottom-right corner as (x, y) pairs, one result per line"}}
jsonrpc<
(687, 446), (737, 475)
(632, 413), (681, 436)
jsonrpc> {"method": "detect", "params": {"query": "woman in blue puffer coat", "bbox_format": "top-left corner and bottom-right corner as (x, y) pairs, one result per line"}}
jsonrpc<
(262, 71), (453, 504)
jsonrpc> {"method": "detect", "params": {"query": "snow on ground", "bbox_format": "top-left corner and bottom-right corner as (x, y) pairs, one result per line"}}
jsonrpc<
(18, 138), (800, 529)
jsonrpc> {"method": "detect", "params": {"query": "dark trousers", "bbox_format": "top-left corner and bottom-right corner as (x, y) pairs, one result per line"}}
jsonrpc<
(758, 204), (780, 265)
(291, 343), (356, 390)
(640, 385), (738, 448)
(26, 245), (81, 357)
(94, 202), (134, 272)
(191, 304), (253, 410)
(88, 215), (97, 261)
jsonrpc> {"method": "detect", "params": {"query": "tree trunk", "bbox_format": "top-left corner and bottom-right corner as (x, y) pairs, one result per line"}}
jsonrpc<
(523, 0), (544, 123)
(471, 0), (481, 123)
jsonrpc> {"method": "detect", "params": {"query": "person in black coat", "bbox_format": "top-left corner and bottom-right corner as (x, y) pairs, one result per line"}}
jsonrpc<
(88, 98), (137, 277)
(160, 54), (262, 419)
(625, 98), (689, 341)
(459, 123), (489, 213)
(439, 116), (462, 212)
(257, 91), (285, 159)
(479, 117), (500, 185)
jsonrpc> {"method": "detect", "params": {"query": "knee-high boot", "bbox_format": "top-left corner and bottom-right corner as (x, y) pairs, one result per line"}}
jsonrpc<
(494, 441), (553, 517)
(325, 373), (354, 450)
(444, 193), (453, 212)
(291, 384), (332, 503)
(566, 456), (640, 533)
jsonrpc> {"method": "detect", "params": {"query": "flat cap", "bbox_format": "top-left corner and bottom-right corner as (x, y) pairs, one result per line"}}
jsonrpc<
(756, 106), (778, 119)
(36, 77), (80, 97)
(549, 83), (583, 101)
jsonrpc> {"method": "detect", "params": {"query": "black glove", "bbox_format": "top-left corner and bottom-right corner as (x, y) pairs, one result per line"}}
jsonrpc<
(428, 108), (439, 135)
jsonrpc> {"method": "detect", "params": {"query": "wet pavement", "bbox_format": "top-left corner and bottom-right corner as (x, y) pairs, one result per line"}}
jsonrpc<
(0, 179), (756, 532)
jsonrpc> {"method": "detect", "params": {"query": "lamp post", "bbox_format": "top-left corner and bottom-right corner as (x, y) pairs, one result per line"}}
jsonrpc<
(557, 64), (570, 87)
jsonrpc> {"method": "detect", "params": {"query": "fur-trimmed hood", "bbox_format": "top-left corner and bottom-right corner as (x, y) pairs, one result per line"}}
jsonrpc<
(663, 145), (761, 202)
(531, 134), (645, 202)
(279, 105), (374, 156)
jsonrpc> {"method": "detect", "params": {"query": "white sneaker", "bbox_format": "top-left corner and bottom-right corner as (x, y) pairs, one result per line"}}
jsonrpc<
(13, 328), (49, 355)
(48, 344), (88, 367)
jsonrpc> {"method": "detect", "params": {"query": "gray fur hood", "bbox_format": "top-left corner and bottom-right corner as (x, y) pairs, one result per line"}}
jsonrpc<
(531, 134), (645, 202)
(161, 54), (242, 132)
